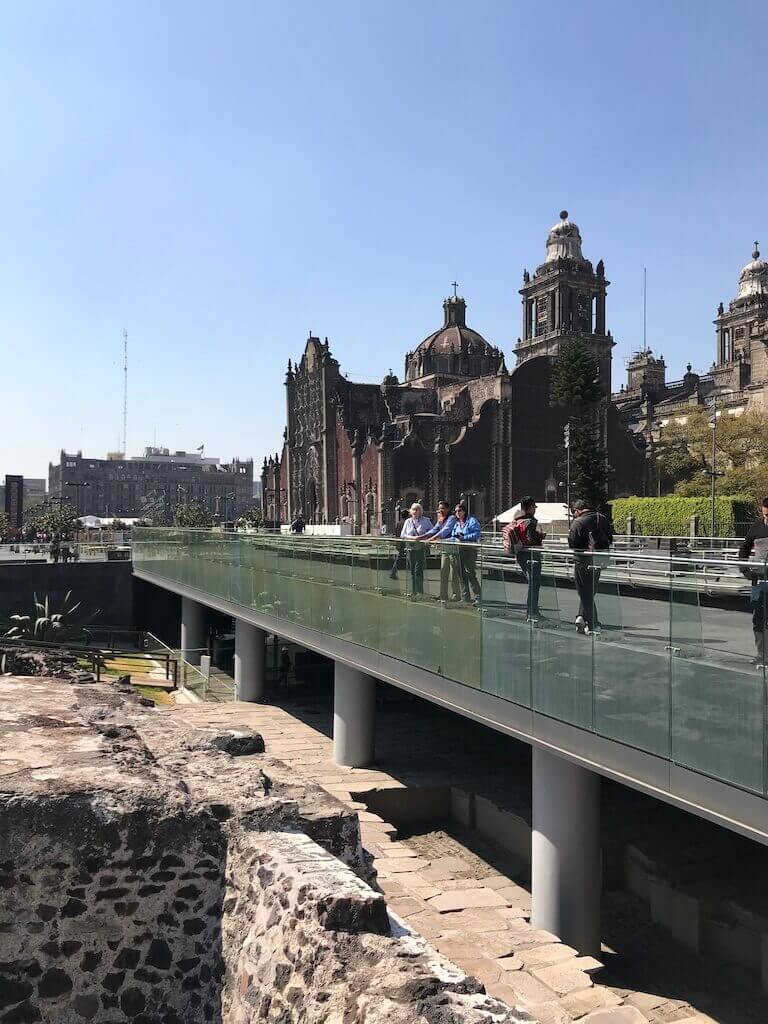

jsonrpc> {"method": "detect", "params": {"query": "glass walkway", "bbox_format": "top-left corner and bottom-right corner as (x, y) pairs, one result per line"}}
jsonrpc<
(133, 528), (768, 798)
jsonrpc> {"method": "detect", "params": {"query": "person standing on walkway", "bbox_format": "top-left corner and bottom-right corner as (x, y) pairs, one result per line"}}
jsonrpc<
(738, 497), (768, 665)
(290, 514), (306, 534)
(451, 502), (482, 605)
(504, 497), (546, 620)
(420, 500), (460, 602)
(400, 502), (432, 595)
(388, 508), (410, 580)
(567, 499), (613, 634)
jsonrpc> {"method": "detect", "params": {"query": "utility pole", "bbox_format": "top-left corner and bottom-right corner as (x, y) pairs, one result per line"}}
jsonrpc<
(563, 423), (571, 520)
(710, 396), (718, 537)
(122, 329), (128, 456)
(643, 268), (647, 350)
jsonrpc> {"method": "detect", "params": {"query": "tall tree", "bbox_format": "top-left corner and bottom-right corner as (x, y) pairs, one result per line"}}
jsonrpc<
(24, 502), (79, 536)
(656, 406), (768, 496)
(174, 501), (213, 528)
(551, 339), (608, 509)
(238, 505), (263, 529)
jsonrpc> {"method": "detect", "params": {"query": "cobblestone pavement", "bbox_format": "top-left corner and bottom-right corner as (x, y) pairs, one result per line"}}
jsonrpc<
(168, 696), (768, 1024)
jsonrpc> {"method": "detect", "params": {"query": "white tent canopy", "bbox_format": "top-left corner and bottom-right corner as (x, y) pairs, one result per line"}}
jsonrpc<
(78, 516), (141, 529)
(495, 502), (570, 526)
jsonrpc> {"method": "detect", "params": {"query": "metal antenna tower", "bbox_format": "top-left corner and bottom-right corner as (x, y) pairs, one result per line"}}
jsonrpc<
(643, 268), (647, 350)
(122, 328), (128, 456)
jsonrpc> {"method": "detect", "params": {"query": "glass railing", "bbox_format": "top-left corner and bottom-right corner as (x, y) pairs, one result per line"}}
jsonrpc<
(134, 528), (768, 796)
(0, 542), (131, 563)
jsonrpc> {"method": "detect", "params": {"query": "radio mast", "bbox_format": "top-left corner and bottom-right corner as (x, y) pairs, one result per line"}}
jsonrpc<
(122, 328), (128, 456)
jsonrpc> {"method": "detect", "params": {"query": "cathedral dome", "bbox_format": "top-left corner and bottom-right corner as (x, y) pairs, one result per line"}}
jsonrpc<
(404, 293), (501, 383)
(738, 243), (768, 298)
(544, 210), (585, 263)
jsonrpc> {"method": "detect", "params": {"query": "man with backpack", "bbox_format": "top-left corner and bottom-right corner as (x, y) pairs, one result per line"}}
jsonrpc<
(502, 497), (545, 620)
(738, 497), (768, 665)
(567, 499), (613, 634)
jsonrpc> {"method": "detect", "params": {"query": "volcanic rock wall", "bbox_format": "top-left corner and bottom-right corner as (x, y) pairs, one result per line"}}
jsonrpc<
(0, 674), (529, 1024)
(1, 799), (226, 1023)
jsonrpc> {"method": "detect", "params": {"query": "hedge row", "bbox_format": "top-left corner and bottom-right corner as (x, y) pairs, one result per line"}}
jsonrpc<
(610, 496), (757, 538)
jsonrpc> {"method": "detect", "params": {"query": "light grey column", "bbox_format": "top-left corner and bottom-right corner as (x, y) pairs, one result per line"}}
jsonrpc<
(234, 620), (266, 702)
(180, 596), (207, 666)
(333, 662), (376, 767)
(531, 747), (601, 958)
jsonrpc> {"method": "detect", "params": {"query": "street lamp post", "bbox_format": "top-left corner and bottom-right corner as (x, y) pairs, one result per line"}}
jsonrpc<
(225, 492), (236, 528)
(708, 394), (726, 537)
(64, 480), (91, 516)
(563, 423), (571, 520)
(460, 491), (478, 518)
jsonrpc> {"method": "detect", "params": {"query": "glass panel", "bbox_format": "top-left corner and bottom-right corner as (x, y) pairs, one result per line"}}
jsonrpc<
(593, 553), (671, 757)
(379, 535), (409, 599)
(393, 538), (443, 674)
(377, 538), (408, 659)
(531, 549), (593, 728)
(480, 545), (531, 704)
(670, 553), (764, 793)
(347, 540), (380, 648)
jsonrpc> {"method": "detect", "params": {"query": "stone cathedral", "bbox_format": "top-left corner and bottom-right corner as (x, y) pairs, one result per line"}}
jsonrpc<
(261, 212), (646, 530)
(614, 243), (768, 439)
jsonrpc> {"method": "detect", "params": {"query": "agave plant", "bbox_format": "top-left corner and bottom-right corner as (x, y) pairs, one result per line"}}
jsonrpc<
(5, 591), (96, 643)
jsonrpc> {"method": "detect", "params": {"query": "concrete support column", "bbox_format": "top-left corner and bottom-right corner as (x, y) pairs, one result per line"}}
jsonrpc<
(531, 747), (601, 957)
(333, 662), (376, 767)
(180, 596), (207, 665)
(234, 620), (266, 702)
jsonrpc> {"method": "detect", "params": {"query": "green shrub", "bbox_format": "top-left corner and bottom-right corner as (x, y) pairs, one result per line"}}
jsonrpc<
(610, 495), (757, 538)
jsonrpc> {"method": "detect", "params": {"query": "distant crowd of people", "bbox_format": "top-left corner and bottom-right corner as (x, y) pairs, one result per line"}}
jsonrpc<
(1, 531), (79, 563)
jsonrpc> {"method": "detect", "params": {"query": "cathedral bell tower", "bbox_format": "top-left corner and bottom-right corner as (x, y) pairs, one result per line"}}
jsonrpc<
(515, 211), (613, 390)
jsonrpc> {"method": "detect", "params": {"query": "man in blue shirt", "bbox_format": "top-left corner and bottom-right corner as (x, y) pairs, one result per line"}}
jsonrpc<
(450, 502), (482, 604)
(420, 500), (459, 601)
(400, 502), (433, 595)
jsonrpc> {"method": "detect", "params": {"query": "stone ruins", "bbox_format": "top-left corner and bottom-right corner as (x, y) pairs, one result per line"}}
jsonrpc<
(0, 670), (532, 1023)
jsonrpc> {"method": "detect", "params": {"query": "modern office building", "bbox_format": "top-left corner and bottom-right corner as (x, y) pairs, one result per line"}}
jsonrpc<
(0, 477), (47, 520)
(49, 447), (253, 520)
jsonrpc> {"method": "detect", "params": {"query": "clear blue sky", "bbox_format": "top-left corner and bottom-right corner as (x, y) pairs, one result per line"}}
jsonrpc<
(2, 0), (766, 481)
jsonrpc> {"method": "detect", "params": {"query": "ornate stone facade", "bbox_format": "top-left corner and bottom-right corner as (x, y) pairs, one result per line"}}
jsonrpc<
(262, 213), (647, 530)
(614, 243), (768, 457)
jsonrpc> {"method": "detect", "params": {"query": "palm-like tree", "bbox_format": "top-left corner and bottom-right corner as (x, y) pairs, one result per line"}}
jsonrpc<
(5, 591), (95, 643)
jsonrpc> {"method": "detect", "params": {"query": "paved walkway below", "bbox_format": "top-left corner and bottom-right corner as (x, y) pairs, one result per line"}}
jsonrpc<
(167, 694), (765, 1024)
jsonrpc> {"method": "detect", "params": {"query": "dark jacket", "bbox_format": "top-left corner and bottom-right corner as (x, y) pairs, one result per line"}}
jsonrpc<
(568, 509), (613, 551)
(513, 508), (544, 547)
(738, 518), (768, 578)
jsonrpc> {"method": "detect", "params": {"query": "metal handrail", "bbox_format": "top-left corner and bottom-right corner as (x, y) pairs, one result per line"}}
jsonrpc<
(0, 635), (179, 687)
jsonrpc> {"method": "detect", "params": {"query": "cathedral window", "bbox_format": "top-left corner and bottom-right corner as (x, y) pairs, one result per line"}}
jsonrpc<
(535, 298), (548, 336)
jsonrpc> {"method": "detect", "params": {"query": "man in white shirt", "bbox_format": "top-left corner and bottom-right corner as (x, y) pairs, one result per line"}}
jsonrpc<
(400, 502), (432, 595)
